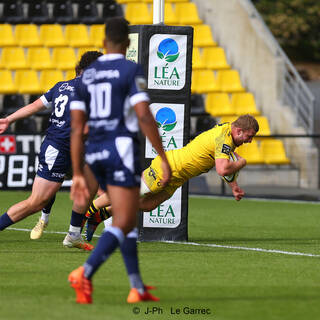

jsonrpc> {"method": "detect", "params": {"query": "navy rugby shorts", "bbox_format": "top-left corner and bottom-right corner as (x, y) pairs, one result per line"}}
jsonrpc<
(85, 137), (142, 190)
(36, 138), (71, 183)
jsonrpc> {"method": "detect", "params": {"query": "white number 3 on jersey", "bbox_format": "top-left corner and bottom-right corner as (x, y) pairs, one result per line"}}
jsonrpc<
(54, 94), (68, 117)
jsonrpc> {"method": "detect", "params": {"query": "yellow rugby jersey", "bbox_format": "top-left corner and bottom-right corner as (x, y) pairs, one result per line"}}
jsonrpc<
(168, 122), (235, 181)
(144, 123), (235, 196)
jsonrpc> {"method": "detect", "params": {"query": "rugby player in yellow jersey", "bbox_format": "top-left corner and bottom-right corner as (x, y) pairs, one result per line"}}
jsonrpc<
(84, 114), (259, 239)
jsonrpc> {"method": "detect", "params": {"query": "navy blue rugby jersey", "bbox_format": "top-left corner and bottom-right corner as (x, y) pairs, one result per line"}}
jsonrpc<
(40, 77), (79, 149)
(70, 54), (149, 142)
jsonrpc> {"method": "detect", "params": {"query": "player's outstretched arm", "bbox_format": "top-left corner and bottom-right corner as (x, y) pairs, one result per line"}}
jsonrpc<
(134, 101), (172, 187)
(228, 180), (245, 201)
(0, 98), (45, 134)
(0, 118), (9, 134)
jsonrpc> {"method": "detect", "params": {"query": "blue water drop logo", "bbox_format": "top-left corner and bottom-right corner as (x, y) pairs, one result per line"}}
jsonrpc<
(157, 38), (180, 62)
(155, 107), (177, 132)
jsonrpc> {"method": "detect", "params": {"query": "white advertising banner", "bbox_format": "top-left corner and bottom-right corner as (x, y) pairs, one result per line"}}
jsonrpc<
(143, 187), (181, 228)
(148, 34), (187, 90)
(145, 103), (185, 158)
(126, 33), (139, 63)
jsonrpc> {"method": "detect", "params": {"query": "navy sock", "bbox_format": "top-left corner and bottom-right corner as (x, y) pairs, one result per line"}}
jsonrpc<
(84, 227), (124, 279)
(120, 228), (144, 290)
(0, 213), (14, 231)
(70, 210), (84, 227)
(68, 210), (85, 235)
(43, 195), (56, 214)
(120, 233), (139, 274)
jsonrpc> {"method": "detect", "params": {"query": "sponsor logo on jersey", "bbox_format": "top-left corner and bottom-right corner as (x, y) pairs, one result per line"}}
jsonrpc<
(85, 149), (110, 164)
(51, 172), (66, 178)
(221, 144), (231, 155)
(51, 118), (66, 128)
(87, 119), (119, 130)
(59, 83), (74, 92)
(82, 68), (120, 85)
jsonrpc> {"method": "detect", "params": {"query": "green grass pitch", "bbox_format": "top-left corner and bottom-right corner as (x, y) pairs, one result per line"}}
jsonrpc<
(0, 191), (320, 320)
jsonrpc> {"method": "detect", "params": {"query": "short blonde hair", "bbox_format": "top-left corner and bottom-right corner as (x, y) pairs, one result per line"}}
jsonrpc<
(232, 114), (259, 133)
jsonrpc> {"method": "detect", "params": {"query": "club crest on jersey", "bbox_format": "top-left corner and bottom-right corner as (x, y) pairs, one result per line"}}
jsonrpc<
(221, 144), (231, 155)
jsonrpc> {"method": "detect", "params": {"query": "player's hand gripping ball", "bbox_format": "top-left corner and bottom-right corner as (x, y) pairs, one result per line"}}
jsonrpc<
(222, 151), (239, 183)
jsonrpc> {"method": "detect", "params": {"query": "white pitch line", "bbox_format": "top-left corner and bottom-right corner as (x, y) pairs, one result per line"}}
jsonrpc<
(7, 227), (100, 237)
(163, 241), (320, 258)
(6, 227), (320, 258)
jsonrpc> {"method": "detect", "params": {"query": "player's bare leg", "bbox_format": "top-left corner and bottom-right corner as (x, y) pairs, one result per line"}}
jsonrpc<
(7, 177), (61, 222)
(139, 190), (170, 212)
(0, 176), (61, 232)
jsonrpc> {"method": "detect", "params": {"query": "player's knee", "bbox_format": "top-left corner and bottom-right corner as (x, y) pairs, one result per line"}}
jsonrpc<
(27, 196), (49, 213)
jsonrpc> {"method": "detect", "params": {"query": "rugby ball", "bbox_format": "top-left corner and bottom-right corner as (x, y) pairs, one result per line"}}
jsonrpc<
(222, 151), (239, 183)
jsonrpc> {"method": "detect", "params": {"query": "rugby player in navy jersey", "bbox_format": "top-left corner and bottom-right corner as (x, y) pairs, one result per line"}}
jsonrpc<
(68, 17), (171, 304)
(0, 51), (102, 251)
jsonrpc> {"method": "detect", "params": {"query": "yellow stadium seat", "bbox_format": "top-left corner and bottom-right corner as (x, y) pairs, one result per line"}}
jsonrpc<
(260, 139), (290, 164)
(125, 3), (152, 24)
(15, 24), (42, 47)
(205, 93), (236, 117)
(166, 0), (189, 2)
(191, 70), (219, 94)
(236, 140), (264, 164)
(0, 24), (17, 46)
(65, 69), (76, 80)
(192, 47), (205, 70)
(0, 70), (17, 94)
(27, 47), (53, 70)
(164, 3), (179, 25)
(40, 24), (66, 47)
(193, 24), (217, 47)
(15, 70), (41, 94)
(255, 116), (271, 137)
(216, 70), (245, 93)
(202, 47), (230, 70)
(40, 70), (65, 92)
(175, 3), (202, 25)
(231, 92), (259, 115)
(89, 24), (105, 48)
(52, 47), (77, 70)
(65, 24), (91, 47)
(117, 0), (140, 3)
(219, 116), (237, 124)
(0, 47), (28, 69)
